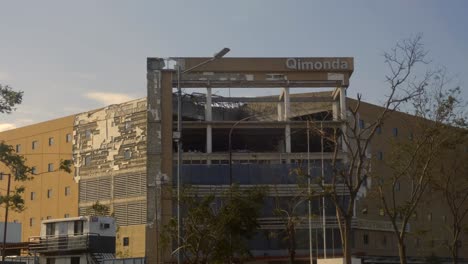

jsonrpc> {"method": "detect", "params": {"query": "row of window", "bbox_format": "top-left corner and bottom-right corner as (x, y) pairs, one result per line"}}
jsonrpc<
(359, 119), (412, 139)
(0, 162), (61, 176)
(30, 187), (71, 200)
(28, 214), (71, 227)
(362, 233), (460, 249)
(15, 134), (72, 153)
(362, 207), (442, 222)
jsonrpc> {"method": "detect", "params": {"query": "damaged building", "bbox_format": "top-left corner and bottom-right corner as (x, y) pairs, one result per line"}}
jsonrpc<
(0, 56), (466, 263)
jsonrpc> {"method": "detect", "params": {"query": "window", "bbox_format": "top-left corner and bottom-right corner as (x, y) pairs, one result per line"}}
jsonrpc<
(377, 151), (383, 160)
(64, 214), (70, 218)
(15, 144), (21, 153)
(30, 192), (36, 200)
(46, 223), (55, 236)
(379, 208), (385, 216)
(392, 127), (398, 137)
(31, 166), (37, 175)
(48, 137), (54, 146)
(66, 133), (72, 143)
(382, 235), (387, 246)
(363, 234), (369, 245)
(395, 181), (401, 191)
(409, 132), (414, 141)
(359, 119), (365, 129)
(85, 130), (92, 139)
(29, 217), (35, 227)
(124, 149), (132, 159)
(65, 186), (71, 196)
(71, 257), (80, 264)
(32, 140), (38, 150)
(47, 189), (52, 198)
(48, 163), (54, 172)
(0, 174), (3, 180)
(123, 237), (130, 246)
(74, 221), (83, 235)
(376, 126), (382, 134)
(84, 156), (92, 166)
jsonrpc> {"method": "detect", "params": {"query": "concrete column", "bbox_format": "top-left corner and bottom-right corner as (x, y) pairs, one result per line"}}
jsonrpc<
(277, 102), (284, 121)
(332, 101), (339, 121)
(283, 87), (291, 162)
(285, 125), (291, 154)
(339, 87), (348, 154)
(339, 87), (346, 120)
(283, 87), (290, 120)
(205, 87), (212, 164)
(146, 58), (168, 264)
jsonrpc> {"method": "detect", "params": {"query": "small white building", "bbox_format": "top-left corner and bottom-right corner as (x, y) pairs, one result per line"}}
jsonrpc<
(29, 216), (116, 264)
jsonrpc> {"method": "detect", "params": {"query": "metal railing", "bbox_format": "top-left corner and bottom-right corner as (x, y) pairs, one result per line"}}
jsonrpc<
(258, 217), (410, 232)
(28, 233), (99, 253)
(102, 257), (145, 264)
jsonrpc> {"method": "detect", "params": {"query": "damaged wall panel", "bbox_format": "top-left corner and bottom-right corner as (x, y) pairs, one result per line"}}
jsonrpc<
(73, 98), (148, 224)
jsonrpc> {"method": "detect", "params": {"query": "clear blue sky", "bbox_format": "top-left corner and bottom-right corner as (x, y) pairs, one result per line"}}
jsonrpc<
(1, 0), (467, 131)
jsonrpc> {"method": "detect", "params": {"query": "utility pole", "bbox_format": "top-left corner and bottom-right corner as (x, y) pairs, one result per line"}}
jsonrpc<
(1, 173), (12, 262)
(307, 121), (313, 264)
(174, 48), (230, 264)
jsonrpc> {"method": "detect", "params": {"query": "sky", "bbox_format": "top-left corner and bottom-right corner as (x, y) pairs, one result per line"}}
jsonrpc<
(1, 0), (467, 131)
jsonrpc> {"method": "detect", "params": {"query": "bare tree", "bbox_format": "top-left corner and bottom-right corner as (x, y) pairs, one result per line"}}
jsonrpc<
(311, 35), (430, 264)
(428, 82), (467, 264)
(376, 71), (466, 264)
(272, 168), (312, 264)
(432, 139), (468, 264)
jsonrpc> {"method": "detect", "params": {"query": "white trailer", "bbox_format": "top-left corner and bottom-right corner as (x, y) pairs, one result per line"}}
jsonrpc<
(29, 216), (116, 264)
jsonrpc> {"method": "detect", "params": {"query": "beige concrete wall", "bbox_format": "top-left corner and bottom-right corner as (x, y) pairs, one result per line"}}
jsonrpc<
(116, 224), (146, 257)
(0, 116), (77, 242)
(351, 99), (468, 259)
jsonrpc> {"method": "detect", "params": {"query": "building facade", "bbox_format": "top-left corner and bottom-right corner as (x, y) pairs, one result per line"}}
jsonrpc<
(0, 56), (466, 263)
(0, 116), (78, 243)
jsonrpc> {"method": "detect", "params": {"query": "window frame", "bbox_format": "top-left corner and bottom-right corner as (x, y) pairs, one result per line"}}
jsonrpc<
(123, 237), (130, 247)
(363, 234), (369, 245)
(65, 186), (71, 196)
(32, 140), (38, 150)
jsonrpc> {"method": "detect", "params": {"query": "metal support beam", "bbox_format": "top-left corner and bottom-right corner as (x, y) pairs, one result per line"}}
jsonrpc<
(173, 80), (342, 88)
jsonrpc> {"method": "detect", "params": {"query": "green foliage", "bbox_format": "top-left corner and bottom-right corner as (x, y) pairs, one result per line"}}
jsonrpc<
(87, 201), (110, 216)
(59, 159), (73, 173)
(0, 84), (23, 114)
(1, 84), (30, 212)
(0, 142), (31, 181)
(0, 141), (32, 212)
(161, 185), (267, 264)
